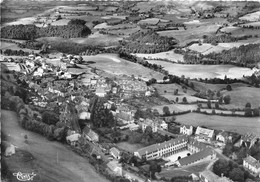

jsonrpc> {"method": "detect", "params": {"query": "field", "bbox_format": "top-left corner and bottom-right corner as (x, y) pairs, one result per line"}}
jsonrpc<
(93, 23), (112, 29)
(1, 110), (108, 182)
(188, 43), (244, 55)
(134, 50), (184, 63)
(37, 32), (122, 47)
(157, 24), (220, 46)
(146, 61), (255, 79)
(241, 21), (260, 27)
(152, 104), (197, 114)
(153, 83), (207, 103)
(138, 18), (169, 25)
(239, 11), (260, 21)
(221, 86), (260, 109)
(176, 113), (260, 137)
(51, 19), (70, 26)
(192, 81), (248, 92)
(81, 54), (164, 80)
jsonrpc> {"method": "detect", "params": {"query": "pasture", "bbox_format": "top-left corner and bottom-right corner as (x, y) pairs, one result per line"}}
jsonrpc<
(145, 61), (255, 79)
(188, 43), (244, 55)
(153, 83), (206, 103)
(157, 24), (220, 46)
(134, 50), (184, 63)
(138, 18), (169, 25)
(176, 113), (260, 137)
(152, 104), (197, 114)
(37, 32), (122, 47)
(239, 11), (260, 21)
(82, 54), (164, 80)
(222, 86), (260, 109)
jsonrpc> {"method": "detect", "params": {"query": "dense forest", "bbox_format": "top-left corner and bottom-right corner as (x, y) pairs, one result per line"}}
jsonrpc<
(120, 30), (177, 53)
(0, 19), (91, 40)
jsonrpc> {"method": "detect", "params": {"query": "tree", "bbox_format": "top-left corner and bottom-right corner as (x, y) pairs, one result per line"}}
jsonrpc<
(174, 89), (178, 95)
(42, 111), (59, 125)
(163, 106), (170, 116)
(245, 102), (251, 108)
(223, 142), (234, 157)
(229, 168), (245, 182)
(24, 134), (28, 143)
(219, 96), (223, 104)
(223, 95), (231, 104)
(152, 109), (160, 117)
(182, 97), (187, 103)
(245, 103), (252, 117)
(215, 102), (219, 109)
(213, 159), (230, 177)
(226, 84), (232, 91)
(216, 90), (221, 97)
(176, 97), (179, 103)
(253, 108), (260, 116)
(207, 100), (211, 109)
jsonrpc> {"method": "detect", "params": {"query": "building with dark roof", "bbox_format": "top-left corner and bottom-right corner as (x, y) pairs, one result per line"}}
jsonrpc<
(240, 133), (258, 148)
(176, 148), (216, 167)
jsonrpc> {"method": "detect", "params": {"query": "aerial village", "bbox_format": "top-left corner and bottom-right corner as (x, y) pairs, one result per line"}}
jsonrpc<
(2, 53), (260, 182)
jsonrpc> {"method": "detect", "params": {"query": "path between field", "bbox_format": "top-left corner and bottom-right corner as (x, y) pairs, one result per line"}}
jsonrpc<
(1, 110), (109, 182)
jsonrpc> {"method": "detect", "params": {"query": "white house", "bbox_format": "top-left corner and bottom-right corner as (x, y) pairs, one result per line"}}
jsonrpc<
(110, 147), (121, 160)
(78, 111), (91, 120)
(66, 133), (81, 146)
(107, 161), (123, 176)
(243, 155), (260, 177)
(180, 125), (193, 136)
(95, 88), (106, 97)
(195, 126), (214, 143)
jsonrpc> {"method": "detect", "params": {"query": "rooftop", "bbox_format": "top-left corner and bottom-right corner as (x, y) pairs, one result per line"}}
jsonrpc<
(244, 155), (260, 169)
(136, 135), (188, 156)
(195, 126), (214, 138)
(178, 148), (214, 166)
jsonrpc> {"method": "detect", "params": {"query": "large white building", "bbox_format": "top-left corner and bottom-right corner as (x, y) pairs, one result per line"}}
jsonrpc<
(243, 155), (260, 177)
(134, 136), (189, 160)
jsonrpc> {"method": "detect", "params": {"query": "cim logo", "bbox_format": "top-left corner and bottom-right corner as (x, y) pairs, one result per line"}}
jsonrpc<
(13, 172), (36, 181)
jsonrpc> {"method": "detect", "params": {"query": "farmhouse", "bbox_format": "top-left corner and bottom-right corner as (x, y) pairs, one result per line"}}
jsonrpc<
(134, 136), (189, 160)
(243, 155), (260, 177)
(239, 133), (258, 148)
(180, 125), (193, 136)
(82, 126), (99, 143)
(195, 126), (215, 143)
